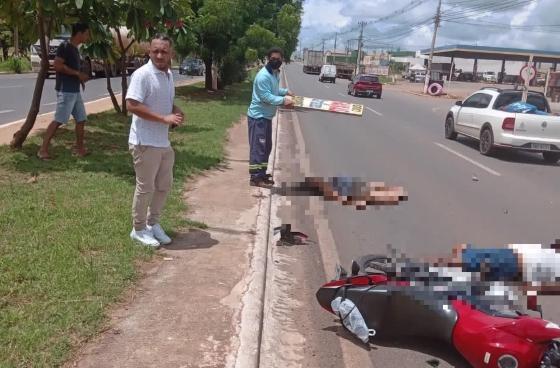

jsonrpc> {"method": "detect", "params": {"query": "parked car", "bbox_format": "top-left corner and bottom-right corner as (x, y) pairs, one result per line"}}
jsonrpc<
(457, 72), (474, 82)
(414, 72), (426, 83)
(445, 87), (560, 163)
(319, 64), (337, 83)
(179, 58), (204, 76)
(347, 74), (382, 98)
(482, 71), (497, 83)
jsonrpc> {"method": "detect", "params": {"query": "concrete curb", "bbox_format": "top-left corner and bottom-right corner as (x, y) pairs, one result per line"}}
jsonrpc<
(233, 114), (274, 367)
(233, 74), (285, 367)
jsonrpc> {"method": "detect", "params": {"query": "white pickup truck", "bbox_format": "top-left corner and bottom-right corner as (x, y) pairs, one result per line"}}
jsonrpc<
(445, 87), (560, 163)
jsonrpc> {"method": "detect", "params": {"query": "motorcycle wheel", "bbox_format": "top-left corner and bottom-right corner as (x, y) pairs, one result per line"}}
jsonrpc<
(540, 341), (560, 368)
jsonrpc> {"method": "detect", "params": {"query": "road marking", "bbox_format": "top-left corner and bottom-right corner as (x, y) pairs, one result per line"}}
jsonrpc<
(0, 85), (23, 89)
(0, 109), (15, 114)
(338, 92), (346, 98)
(434, 142), (501, 176)
(42, 102), (57, 106)
(366, 106), (383, 116)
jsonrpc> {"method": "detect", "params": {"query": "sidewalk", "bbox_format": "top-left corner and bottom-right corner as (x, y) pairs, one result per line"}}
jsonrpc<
(0, 77), (202, 146)
(67, 118), (263, 368)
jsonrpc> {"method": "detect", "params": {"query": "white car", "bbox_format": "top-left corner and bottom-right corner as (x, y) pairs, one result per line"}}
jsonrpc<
(319, 64), (337, 83)
(445, 87), (560, 163)
(482, 72), (497, 83)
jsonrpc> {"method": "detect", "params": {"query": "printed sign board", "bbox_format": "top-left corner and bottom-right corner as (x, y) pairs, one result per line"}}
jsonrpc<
(293, 96), (364, 116)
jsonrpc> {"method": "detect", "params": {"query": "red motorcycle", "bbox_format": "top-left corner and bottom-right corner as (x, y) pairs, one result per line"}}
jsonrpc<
(316, 255), (560, 368)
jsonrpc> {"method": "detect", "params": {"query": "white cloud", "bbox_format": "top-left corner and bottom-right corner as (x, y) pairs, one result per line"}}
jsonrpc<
(299, 0), (560, 52)
(302, 0), (351, 29)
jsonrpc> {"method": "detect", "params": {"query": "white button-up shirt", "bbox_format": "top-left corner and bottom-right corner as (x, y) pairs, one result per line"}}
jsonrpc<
(126, 60), (175, 148)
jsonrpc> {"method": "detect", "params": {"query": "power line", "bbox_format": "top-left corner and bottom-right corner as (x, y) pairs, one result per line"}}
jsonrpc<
(443, 20), (560, 34)
(441, 0), (536, 20)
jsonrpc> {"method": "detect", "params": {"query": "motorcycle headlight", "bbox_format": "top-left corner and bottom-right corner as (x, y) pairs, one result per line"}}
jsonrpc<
(498, 354), (518, 368)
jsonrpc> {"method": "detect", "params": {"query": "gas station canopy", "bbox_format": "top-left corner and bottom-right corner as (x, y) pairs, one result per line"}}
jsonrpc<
(420, 44), (560, 64)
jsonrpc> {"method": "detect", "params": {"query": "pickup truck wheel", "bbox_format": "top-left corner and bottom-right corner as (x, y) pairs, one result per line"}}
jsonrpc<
(376, 93), (382, 99)
(480, 127), (494, 155)
(542, 151), (560, 164)
(445, 116), (457, 140)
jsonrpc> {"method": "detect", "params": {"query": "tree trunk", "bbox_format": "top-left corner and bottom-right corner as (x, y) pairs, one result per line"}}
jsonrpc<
(204, 56), (213, 90)
(105, 61), (121, 113)
(0, 40), (8, 61)
(10, 8), (50, 149)
(13, 25), (19, 57)
(115, 29), (135, 116)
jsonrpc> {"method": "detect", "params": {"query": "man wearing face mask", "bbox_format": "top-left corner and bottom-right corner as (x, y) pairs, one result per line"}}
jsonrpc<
(247, 47), (294, 188)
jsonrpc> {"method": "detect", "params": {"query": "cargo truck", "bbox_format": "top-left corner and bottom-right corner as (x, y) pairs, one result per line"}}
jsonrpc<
(303, 49), (323, 74)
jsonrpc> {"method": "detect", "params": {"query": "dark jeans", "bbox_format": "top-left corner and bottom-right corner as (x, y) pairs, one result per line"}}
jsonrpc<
(248, 116), (273, 180)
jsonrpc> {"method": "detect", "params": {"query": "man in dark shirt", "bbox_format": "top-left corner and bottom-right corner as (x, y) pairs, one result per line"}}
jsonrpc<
(37, 23), (90, 160)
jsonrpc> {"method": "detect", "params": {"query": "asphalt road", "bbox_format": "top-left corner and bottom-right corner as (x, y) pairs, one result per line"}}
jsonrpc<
(0, 71), (195, 126)
(277, 62), (560, 367)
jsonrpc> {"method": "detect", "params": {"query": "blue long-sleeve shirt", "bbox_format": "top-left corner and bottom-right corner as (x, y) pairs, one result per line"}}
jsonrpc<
(247, 65), (288, 120)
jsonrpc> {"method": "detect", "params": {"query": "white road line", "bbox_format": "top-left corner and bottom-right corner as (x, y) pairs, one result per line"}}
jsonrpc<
(366, 106), (383, 116)
(0, 109), (15, 114)
(434, 142), (502, 176)
(0, 85), (23, 89)
(42, 102), (58, 106)
(338, 92), (346, 98)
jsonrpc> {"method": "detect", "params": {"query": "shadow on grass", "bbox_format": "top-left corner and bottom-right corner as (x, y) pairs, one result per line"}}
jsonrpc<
(176, 82), (253, 106)
(0, 83), (252, 181)
(1, 131), (220, 184)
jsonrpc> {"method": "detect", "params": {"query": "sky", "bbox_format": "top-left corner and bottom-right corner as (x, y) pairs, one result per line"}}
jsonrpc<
(298, 0), (560, 53)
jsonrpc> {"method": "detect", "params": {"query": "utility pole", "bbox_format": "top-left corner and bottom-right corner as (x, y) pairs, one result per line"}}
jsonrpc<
(334, 32), (338, 53)
(356, 21), (366, 75)
(424, 0), (442, 94)
(322, 39), (326, 64)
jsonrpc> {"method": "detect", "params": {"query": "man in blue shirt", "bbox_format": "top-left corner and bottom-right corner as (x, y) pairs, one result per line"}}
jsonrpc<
(247, 47), (294, 188)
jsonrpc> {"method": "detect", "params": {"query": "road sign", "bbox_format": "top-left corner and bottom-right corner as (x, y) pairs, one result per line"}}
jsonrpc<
(520, 64), (537, 83)
(293, 96), (364, 116)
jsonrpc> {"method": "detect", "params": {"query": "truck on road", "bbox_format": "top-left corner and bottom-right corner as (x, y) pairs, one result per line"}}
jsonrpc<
(303, 49), (323, 74)
(334, 62), (355, 80)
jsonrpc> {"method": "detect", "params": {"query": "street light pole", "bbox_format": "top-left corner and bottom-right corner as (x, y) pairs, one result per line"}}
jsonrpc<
(424, 0), (442, 94)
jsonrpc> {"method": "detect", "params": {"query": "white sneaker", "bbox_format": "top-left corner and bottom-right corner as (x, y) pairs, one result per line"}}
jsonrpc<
(130, 228), (160, 248)
(147, 224), (172, 245)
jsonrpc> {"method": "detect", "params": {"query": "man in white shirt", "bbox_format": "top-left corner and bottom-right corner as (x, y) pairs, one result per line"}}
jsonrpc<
(126, 34), (184, 247)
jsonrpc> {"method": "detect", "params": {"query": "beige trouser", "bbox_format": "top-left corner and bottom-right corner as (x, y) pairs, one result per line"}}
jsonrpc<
(129, 144), (175, 231)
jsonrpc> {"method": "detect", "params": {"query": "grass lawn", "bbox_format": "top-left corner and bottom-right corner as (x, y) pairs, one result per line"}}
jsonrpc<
(0, 81), (252, 367)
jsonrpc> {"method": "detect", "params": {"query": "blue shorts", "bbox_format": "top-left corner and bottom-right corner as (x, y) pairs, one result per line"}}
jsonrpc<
(461, 247), (520, 281)
(54, 91), (87, 124)
(331, 177), (358, 196)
